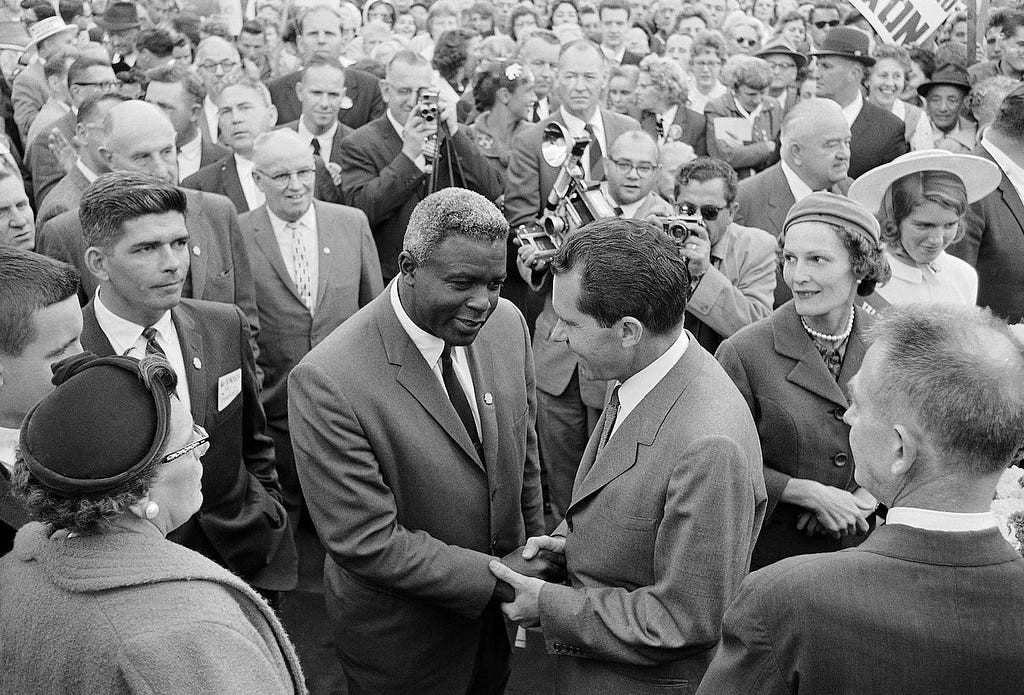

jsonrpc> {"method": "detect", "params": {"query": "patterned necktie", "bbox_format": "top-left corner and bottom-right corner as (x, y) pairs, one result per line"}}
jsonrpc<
(310, 136), (321, 157)
(531, 101), (541, 123)
(141, 326), (166, 358)
(654, 114), (665, 139)
(440, 345), (481, 452)
(595, 385), (620, 457)
(584, 123), (604, 180)
(287, 221), (314, 311)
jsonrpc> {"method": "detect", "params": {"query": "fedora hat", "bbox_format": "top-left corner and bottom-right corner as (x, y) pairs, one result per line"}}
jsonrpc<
(96, 1), (141, 31)
(848, 150), (1001, 214)
(755, 40), (807, 70)
(24, 16), (77, 51)
(811, 26), (874, 66)
(916, 63), (971, 97)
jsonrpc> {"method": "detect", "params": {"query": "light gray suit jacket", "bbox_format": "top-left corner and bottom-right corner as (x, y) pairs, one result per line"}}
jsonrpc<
(11, 60), (47, 143)
(538, 338), (767, 694)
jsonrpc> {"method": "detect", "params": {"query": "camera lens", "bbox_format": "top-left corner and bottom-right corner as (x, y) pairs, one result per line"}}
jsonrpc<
(667, 223), (687, 239)
(544, 217), (565, 235)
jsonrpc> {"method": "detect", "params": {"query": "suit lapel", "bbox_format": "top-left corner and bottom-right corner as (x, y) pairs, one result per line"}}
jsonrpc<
(184, 191), (208, 300)
(171, 305), (208, 424)
(466, 340), (496, 472)
(312, 203), (334, 310)
(774, 302), (849, 407)
(81, 302), (116, 355)
(766, 166), (793, 236)
(222, 159), (249, 213)
(998, 176), (1024, 233)
(252, 207), (305, 305)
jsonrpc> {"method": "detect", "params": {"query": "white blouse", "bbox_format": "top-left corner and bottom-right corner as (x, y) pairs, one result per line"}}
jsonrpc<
(877, 250), (978, 307)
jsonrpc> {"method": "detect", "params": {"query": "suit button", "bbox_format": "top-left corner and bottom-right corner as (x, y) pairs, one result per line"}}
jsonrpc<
(833, 407), (846, 421)
(833, 453), (848, 467)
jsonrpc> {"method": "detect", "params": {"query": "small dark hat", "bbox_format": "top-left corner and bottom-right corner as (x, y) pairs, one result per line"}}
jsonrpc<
(811, 26), (875, 66)
(96, 1), (141, 31)
(916, 63), (971, 97)
(19, 353), (177, 496)
(784, 191), (880, 247)
(755, 40), (807, 70)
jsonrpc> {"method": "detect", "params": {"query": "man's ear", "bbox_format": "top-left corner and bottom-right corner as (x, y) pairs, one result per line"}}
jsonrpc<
(619, 316), (644, 348)
(97, 146), (115, 167)
(84, 246), (110, 284)
(397, 250), (418, 284)
(891, 423), (918, 478)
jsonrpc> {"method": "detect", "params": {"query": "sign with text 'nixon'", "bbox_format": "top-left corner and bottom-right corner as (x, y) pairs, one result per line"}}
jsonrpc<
(849, 0), (959, 45)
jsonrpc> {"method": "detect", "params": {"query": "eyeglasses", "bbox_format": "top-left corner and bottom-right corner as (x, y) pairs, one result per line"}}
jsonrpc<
(197, 60), (240, 73)
(255, 168), (317, 185)
(734, 37), (759, 47)
(813, 19), (840, 29)
(610, 158), (658, 177)
(73, 80), (120, 91)
(692, 58), (721, 68)
(162, 424), (209, 463)
(677, 201), (729, 221)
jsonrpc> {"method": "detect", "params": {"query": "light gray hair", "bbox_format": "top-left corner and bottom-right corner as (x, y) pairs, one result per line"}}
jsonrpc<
(403, 188), (509, 264)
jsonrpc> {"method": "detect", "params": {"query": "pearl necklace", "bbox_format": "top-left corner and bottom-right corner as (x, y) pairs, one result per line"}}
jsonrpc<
(801, 306), (855, 343)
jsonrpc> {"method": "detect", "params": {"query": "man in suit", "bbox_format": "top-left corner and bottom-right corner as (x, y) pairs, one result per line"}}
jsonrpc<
(339, 50), (503, 283)
(12, 15), (78, 144)
(289, 188), (555, 694)
(516, 31), (560, 123)
(598, 0), (645, 65)
(240, 129), (382, 531)
(491, 218), (767, 694)
(27, 54), (119, 206)
(0, 247), (82, 554)
(949, 85), (1024, 323)
(78, 171), (297, 600)
(36, 93), (123, 233)
(145, 63), (230, 182)
(674, 157), (776, 355)
(282, 54), (354, 186)
(697, 304), (1024, 694)
(0, 168), (35, 250)
(182, 79), (341, 213)
(602, 131), (675, 220)
(813, 27), (907, 179)
(268, 5), (385, 129)
(756, 41), (805, 115)
(193, 37), (244, 145)
(34, 101), (259, 341)
(505, 38), (640, 517)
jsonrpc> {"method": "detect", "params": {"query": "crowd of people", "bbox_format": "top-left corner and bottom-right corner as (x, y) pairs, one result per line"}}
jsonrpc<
(1, 0), (1024, 693)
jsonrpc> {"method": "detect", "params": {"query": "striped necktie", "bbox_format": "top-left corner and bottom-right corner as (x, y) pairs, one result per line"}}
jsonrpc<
(287, 221), (314, 311)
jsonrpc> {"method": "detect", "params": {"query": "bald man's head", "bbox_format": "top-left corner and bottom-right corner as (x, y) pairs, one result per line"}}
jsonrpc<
(606, 129), (661, 205)
(99, 101), (179, 184)
(780, 97), (851, 189)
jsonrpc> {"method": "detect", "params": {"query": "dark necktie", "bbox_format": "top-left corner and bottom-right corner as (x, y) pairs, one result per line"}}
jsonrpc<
(584, 123), (604, 180)
(310, 137), (321, 157)
(654, 114), (665, 139)
(141, 326), (166, 358)
(441, 345), (481, 451)
(595, 385), (620, 457)
(531, 101), (541, 123)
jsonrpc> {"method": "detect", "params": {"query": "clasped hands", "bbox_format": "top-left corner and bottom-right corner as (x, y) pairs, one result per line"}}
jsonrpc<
(797, 485), (877, 538)
(489, 535), (566, 627)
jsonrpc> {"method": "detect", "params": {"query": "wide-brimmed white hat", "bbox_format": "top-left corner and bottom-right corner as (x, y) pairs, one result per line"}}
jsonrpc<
(849, 150), (1002, 214)
(24, 16), (78, 51)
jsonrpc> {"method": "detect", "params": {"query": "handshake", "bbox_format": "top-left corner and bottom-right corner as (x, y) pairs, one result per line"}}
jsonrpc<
(492, 535), (567, 603)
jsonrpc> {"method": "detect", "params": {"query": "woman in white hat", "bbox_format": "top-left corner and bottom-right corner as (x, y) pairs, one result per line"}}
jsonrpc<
(849, 150), (1002, 307)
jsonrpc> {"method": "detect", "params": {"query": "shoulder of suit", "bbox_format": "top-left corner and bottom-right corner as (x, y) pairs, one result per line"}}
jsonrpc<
(721, 306), (778, 352)
(730, 222), (777, 247)
(346, 67), (380, 87)
(312, 199), (370, 225)
(178, 296), (241, 322)
(182, 187), (233, 214)
(342, 116), (388, 144)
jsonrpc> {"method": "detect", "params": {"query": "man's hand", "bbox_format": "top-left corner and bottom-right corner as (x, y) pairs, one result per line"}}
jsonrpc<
(808, 483), (872, 538)
(677, 222), (712, 279)
(501, 541), (566, 583)
(400, 111), (433, 162)
(48, 128), (77, 175)
(489, 560), (544, 627)
(522, 534), (565, 559)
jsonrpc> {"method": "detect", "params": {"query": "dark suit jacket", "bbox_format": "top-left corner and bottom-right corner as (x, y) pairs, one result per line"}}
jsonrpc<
(640, 107), (708, 156)
(947, 144), (1024, 322)
(697, 524), (1024, 694)
(36, 162), (90, 234)
(81, 298), (297, 590)
(239, 200), (383, 424)
(180, 153), (342, 213)
(34, 189), (260, 343)
(539, 340), (767, 694)
(288, 288), (544, 693)
(619, 49), (645, 66)
(705, 93), (783, 179)
(848, 99), (908, 179)
(282, 118), (354, 167)
(268, 67), (385, 129)
(715, 301), (873, 570)
(27, 108), (75, 207)
(339, 115), (504, 282)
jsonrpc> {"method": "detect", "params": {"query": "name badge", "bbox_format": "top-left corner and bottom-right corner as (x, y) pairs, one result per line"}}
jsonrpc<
(217, 369), (242, 412)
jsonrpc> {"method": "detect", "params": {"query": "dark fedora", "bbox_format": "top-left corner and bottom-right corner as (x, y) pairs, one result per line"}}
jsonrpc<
(811, 26), (875, 66)
(916, 63), (971, 97)
(96, 1), (141, 31)
(756, 40), (807, 70)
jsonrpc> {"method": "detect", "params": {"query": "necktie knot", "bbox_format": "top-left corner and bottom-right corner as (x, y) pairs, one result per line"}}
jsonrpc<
(596, 385), (620, 456)
(141, 326), (166, 358)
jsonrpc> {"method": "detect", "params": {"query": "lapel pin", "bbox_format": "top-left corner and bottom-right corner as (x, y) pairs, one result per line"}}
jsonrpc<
(192, 245), (201, 256)
(193, 357), (202, 369)
(483, 392), (493, 405)
(323, 247), (331, 254)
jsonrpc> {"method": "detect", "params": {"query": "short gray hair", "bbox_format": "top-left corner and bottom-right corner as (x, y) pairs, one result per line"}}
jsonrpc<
(404, 188), (509, 264)
(865, 304), (1024, 473)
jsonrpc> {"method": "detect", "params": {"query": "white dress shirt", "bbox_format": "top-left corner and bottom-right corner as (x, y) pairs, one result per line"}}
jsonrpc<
(388, 280), (481, 433)
(93, 290), (191, 413)
(75, 158), (97, 184)
(177, 131), (204, 181)
(268, 204), (320, 301)
(840, 90), (864, 127)
(387, 109), (428, 172)
(234, 154), (266, 210)
(982, 136), (1024, 207)
(0, 426), (18, 476)
(780, 159), (815, 201)
(559, 106), (607, 181)
(535, 96), (551, 121)
(610, 330), (689, 437)
(297, 118), (338, 160)
(876, 251), (978, 307)
(887, 507), (998, 532)
(203, 95), (220, 143)
(600, 44), (626, 65)
(654, 104), (679, 146)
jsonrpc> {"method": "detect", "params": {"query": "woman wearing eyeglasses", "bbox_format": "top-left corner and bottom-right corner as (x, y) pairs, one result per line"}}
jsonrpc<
(688, 30), (729, 114)
(716, 192), (891, 570)
(0, 354), (305, 694)
(723, 12), (766, 55)
(705, 54), (783, 179)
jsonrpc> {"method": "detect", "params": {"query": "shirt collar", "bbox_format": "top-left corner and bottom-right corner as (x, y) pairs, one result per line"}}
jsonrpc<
(267, 203), (317, 236)
(179, 131), (202, 158)
(613, 330), (689, 432)
(559, 105), (602, 136)
(75, 158), (97, 183)
(387, 109), (405, 138)
(780, 158), (815, 201)
(733, 96), (762, 121)
(93, 288), (174, 356)
(389, 279), (446, 370)
(887, 507), (998, 532)
(298, 118), (338, 145)
(840, 90), (863, 126)
(599, 181), (647, 217)
(600, 44), (625, 63)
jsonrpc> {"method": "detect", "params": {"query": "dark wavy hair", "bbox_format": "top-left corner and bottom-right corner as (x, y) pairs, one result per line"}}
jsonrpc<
(778, 223), (891, 296)
(432, 28), (477, 83)
(878, 171), (968, 249)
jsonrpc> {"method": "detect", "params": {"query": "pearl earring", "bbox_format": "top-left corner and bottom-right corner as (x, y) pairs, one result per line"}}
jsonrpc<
(144, 501), (159, 520)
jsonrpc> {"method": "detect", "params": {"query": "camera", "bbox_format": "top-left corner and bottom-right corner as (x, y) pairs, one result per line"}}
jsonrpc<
(416, 88), (439, 122)
(515, 223), (561, 260)
(661, 214), (703, 240)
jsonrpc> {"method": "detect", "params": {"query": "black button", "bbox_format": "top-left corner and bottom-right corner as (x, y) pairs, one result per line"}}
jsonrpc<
(833, 453), (848, 467)
(833, 407), (846, 421)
